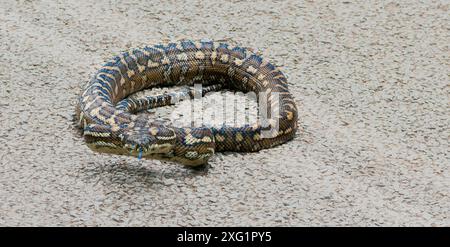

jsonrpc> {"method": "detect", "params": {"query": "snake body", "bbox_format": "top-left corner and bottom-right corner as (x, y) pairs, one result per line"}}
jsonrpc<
(76, 40), (298, 166)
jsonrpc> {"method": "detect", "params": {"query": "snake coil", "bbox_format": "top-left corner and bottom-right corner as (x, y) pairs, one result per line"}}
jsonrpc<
(76, 40), (298, 166)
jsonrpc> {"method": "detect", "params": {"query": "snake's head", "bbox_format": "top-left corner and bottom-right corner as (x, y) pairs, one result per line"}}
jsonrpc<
(121, 125), (177, 158)
(83, 124), (176, 159)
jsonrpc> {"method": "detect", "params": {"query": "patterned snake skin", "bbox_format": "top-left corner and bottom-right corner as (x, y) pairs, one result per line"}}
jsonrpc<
(76, 40), (298, 166)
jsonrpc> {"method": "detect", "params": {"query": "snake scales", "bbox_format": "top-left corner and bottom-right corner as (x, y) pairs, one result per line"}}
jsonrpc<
(76, 40), (298, 166)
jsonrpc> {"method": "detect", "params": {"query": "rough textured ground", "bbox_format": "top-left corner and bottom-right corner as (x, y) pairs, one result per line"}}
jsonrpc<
(0, 0), (449, 226)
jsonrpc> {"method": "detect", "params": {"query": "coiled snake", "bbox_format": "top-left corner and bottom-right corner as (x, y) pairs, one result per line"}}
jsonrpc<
(76, 40), (298, 166)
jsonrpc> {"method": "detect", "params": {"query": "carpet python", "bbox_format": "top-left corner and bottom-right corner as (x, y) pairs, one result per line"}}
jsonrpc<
(76, 39), (298, 166)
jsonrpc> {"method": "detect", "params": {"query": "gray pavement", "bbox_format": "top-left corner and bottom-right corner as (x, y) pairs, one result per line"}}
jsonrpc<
(0, 0), (449, 226)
